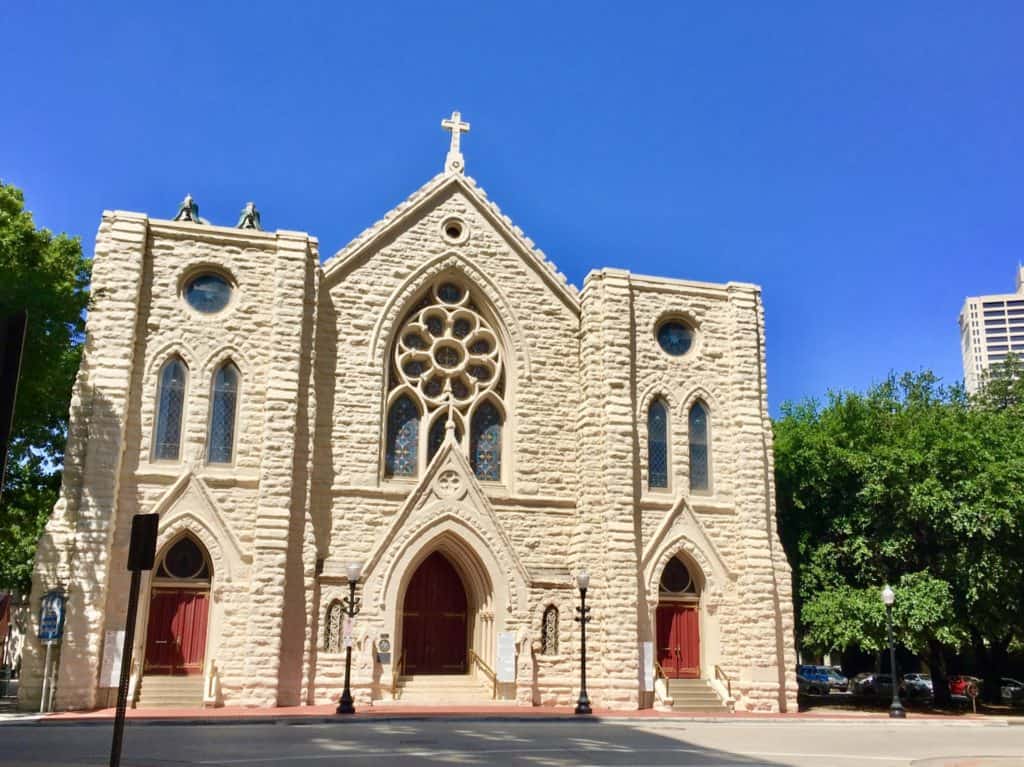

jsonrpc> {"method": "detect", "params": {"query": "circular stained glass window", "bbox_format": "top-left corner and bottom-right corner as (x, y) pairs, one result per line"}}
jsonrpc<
(657, 321), (694, 356)
(185, 273), (232, 314)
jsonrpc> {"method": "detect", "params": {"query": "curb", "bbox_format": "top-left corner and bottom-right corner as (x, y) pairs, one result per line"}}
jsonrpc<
(13, 713), (1014, 728)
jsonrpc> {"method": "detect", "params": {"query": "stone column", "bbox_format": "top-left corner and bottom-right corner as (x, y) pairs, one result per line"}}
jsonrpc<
(241, 231), (317, 706)
(19, 212), (148, 711)
(573, 269), (642, 710)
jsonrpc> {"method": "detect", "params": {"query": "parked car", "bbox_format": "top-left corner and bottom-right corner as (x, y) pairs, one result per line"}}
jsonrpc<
(852, 672), (895, 698)
(809, 665), (848, 692)
(1000, 678), (1023, 704)
(900, 673), (933, 701)
(949, 675), (981, 702)
(796, 665), (831, 696)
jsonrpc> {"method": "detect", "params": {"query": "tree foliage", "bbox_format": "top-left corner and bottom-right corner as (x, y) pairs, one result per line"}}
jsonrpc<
(0, 181), (90, 592)
(775, 371), (1024, 703)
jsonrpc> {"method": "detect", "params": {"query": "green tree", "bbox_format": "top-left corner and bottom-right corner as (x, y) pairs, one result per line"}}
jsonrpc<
(776, 371), (1024, 705)
(0, 181), (90, 592)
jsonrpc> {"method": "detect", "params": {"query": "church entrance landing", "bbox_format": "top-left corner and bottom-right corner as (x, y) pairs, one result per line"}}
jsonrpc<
(401, 551), (468, 674)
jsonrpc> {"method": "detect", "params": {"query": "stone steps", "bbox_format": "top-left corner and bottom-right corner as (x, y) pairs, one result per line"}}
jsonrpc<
(136, 675), (204, 708)
(390, 673), (494, 704)
(665, 678), (729, 713)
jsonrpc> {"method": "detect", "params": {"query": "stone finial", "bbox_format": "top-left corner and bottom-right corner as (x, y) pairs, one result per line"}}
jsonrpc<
(236, 202), (263, 231)
(441, 110), (471, 175)
(173, 193), (202, 223)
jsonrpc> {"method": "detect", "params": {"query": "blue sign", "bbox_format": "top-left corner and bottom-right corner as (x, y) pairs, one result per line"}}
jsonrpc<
(38, 589), (65, 642)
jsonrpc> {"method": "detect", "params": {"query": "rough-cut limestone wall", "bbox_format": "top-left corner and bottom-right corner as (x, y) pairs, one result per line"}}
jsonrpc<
(307, 186), (583, 696)
(572, 270), (642, 711)
(241, 231), (318, 706)
(626, 275), (797, 713)
(102, 223), (283, 705)
(20, 212), (148, 711)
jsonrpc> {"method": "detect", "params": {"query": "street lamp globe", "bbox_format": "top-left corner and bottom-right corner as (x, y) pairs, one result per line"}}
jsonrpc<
(347, 562), (363, 583)
(576, 570), (590, 590)
(881, 585), (895, 606)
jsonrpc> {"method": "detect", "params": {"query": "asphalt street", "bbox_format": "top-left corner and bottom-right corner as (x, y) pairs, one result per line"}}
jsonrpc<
(1, 718), (1022, 767)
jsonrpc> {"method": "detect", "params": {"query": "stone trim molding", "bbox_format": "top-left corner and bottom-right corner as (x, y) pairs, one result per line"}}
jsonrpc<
(149, 470), (248, 576)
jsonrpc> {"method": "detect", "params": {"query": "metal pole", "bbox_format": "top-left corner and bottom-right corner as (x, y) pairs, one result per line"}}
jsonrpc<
(337, 579), (358, 715)
(39, 641), (53, 714)
(110, 569), (142, 767)
(575, 587), (591, 715)
(886, 602), (906, 719)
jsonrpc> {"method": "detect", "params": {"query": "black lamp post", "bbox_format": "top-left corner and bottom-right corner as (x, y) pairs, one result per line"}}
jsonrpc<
(574, 570), (592, 715)
(336, 562), (363, 715)
(882, 585), (906, 719)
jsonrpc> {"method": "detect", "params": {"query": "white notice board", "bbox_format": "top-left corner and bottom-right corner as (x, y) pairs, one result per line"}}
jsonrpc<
(641, 641), (654, 691)
(496, 631), (516, 683)
(100, 630), (125, 688)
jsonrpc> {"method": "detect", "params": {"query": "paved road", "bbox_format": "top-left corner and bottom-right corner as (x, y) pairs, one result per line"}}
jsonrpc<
(1, 718), (1022, 767)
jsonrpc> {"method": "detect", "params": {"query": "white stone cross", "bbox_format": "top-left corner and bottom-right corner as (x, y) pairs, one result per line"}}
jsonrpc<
(441, 110), (471, 174)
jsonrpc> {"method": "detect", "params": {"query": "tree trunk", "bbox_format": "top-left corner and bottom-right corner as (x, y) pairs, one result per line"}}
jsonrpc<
(928, 639), (951, 707)
(971, 627), (1009, 705)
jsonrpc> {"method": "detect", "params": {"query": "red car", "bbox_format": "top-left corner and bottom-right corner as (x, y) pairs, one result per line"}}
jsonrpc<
(949, 675), (981, 700)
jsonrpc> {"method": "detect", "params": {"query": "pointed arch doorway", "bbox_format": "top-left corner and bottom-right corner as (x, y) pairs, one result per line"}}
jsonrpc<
(402, 551), (468, 674)
(656, 556), (701, 679)
(144, 535), (212, 675)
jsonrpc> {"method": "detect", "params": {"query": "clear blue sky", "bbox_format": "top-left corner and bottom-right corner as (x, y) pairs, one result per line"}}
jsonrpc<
(3, 3), (1022, 412)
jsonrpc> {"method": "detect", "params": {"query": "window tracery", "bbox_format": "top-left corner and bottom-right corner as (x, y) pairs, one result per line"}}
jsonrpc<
(324, 599), (344, 652)
(541, 605), (559, 655)
(386, 279), (506, 480)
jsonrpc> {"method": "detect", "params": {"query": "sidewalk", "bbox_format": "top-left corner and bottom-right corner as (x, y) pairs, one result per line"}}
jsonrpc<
(20, 703), (1013, 727)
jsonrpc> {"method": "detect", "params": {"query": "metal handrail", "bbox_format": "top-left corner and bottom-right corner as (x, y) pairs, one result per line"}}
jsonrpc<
(467, 649), (497, 700)
(714, 664), (732, 698)
(653, 660), (667, 680)
(391, 649), (406, 699)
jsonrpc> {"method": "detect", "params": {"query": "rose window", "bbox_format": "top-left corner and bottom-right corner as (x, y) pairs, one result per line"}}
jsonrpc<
(392, 282), (504, 414)
(385, 279), (506, 480)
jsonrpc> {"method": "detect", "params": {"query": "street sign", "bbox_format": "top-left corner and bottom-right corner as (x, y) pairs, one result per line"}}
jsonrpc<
(38, 589), (65, 642)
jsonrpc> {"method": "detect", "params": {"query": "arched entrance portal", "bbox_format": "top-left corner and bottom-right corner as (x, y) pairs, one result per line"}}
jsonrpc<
(656, 556), (701, 678)
(144, 536), (212, 675)
(402, 551), (468, 674)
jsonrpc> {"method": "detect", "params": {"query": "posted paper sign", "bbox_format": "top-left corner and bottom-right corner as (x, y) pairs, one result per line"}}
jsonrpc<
(496, 631), (516, 683)
(641, 641), (654, 691)
(100, 630), (125, 688)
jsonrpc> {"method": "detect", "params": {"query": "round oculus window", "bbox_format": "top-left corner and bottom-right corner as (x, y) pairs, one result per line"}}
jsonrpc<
(657, 321), (694, 356)
(184, 273), (232, 314)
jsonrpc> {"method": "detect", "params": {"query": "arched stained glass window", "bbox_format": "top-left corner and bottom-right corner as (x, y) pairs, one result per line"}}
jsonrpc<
(154, 357), (187, 461)
(386, 395), (419, 476)
(470, 401), (502, 481)
(324, 600), (343, 652)
(541, 605), (559, 655)
(689, 401), (710, 492)
(427, 413), (462, 465)
(648, 399), (669, 489)
(207, 362), (239, 464)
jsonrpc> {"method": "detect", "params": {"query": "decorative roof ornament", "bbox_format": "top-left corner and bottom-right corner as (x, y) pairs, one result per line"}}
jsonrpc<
(236, 201), (262, 231)
(173, 193), (203, 223)
(441, 110), (470, 175)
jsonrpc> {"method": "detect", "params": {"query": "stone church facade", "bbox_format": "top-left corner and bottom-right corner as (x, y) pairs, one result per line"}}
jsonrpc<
(20, 114), (797, 713)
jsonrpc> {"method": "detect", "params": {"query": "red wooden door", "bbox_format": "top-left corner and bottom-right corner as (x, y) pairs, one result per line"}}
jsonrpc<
(656, 604), (700, 678)
(144, 589), (209, 675)
(402, 552), (467, 674)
